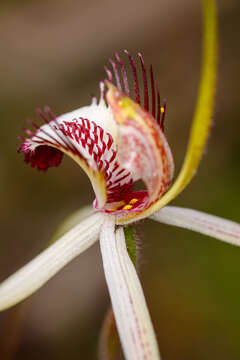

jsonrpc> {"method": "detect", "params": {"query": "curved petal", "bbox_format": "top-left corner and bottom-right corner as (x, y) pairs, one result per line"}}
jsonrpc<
(151, 206), (240, 246)
(18, 100), (113, 207)
(116, 0), (218, 224)
(100, 216), (161, 359)
(0, 212), (104, 311)
(19, 98), (134, 209)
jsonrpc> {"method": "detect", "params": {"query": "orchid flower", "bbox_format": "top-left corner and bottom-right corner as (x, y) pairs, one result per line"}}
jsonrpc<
(1, 1), (239, 359)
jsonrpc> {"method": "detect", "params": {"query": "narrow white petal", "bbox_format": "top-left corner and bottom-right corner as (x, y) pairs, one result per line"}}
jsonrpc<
(0, 212), (104, 311)
(100, 216), (160, 360)
(151, 206), (240, 246)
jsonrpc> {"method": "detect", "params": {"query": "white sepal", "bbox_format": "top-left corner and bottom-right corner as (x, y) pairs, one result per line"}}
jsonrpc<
(0, 212), (104, 311)
(100, 216), (161, 360)
(151, 206), (240, 246)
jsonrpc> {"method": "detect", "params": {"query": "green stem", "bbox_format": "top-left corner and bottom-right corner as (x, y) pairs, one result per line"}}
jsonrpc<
(124, 226), (137, 267)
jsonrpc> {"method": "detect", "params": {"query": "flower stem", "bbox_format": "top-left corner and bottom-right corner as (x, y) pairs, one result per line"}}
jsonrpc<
(124, 226), (136, 267)
(0, 304), (26, 360)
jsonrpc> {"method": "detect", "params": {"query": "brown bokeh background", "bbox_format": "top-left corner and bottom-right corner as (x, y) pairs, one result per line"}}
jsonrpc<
(0, 0), (240, 359)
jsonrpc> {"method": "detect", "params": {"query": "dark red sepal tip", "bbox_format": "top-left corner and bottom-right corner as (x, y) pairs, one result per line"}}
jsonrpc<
(19, 145), (63, 172)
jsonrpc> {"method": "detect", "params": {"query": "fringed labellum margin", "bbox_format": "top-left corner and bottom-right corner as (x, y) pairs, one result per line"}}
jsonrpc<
(18, 52), (174, 222)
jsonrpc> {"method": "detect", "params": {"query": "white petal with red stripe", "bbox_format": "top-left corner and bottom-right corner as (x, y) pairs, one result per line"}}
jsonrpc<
(100, 216), (161, 359)
(19, 99), (133, 209)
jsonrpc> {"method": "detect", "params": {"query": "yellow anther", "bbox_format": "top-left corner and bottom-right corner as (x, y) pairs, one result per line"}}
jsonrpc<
(109, 207), (119, 212)
(129, 198), (138, 204)
(122, 204), (133, 210)
(161, 106), (165, 113)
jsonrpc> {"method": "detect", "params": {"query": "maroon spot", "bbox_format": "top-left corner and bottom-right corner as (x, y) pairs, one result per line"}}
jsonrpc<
(22, 145), (63, 172)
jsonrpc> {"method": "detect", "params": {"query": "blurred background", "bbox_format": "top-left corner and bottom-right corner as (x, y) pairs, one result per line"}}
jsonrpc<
(0, 0), (239, 359)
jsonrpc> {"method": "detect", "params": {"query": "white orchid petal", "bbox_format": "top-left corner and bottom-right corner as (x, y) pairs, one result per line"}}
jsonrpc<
(0, 212), (104, 311)
(151, 206), (240, 246)
(100, 216), (160, 360)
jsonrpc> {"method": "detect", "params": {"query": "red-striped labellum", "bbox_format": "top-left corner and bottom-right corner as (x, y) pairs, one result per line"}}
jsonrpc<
(18, 52), (174, 221)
